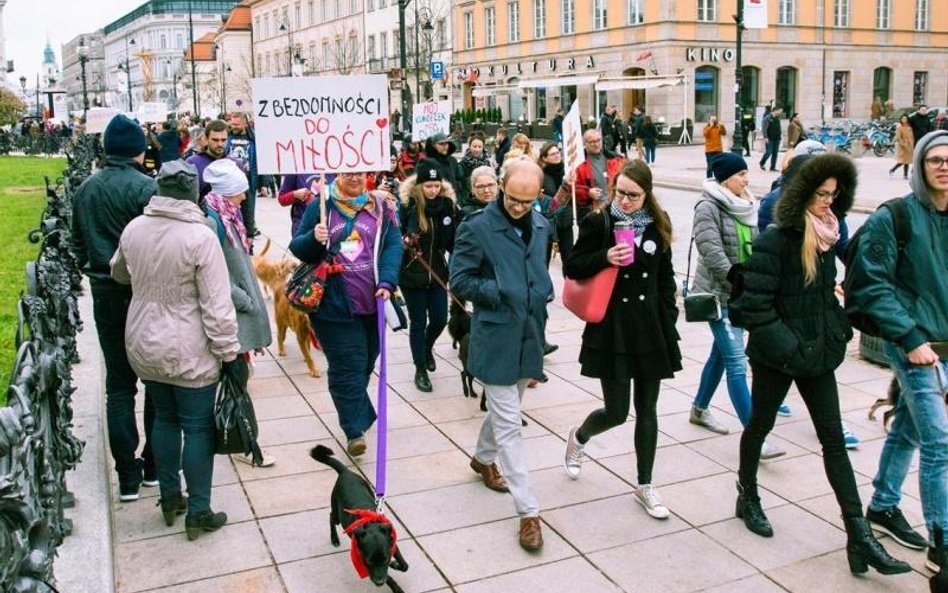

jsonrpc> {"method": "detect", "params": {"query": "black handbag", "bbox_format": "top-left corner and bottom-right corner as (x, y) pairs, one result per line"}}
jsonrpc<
(214, 361), (263, 463)
(683, 235), (722, 322)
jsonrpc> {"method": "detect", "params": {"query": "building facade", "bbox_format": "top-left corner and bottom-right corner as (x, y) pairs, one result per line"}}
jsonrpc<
(62, 32), (106, 114)
(453, 0), (948, 134)
(102, 0), (239, 113)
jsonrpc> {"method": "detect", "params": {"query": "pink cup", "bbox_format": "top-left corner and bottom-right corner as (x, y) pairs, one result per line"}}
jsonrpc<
(614, 221), (635, 266)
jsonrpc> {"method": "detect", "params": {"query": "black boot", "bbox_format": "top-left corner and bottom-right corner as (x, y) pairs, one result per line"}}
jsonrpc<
(185, 509), (228, 541)
(414, 369), (432, 392)
(843, 516), (912, 575)
(158, 492), (187, 527)
(735, 482), (773, 537)
(425, 350), (437, 372)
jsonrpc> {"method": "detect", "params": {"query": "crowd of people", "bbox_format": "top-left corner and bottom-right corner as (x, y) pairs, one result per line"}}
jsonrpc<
(67, 107), (945, 585)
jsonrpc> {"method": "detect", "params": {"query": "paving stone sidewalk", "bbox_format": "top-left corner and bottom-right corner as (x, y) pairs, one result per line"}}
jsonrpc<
(60, 194), (931, 593)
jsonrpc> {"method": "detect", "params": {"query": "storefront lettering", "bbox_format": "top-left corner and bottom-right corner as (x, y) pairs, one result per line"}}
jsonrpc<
(459, 56), (595, 81)
(686, 47), (736, 63)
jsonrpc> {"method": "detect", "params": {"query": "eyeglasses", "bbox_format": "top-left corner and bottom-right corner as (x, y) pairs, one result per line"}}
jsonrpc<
(615, 188), (645, 202)
(924, 156), (948, 169)
(504, 193), (536, 208)
(814, 189), (839, 201)
(545, 150), (561, 157)
(474, 182), (497, 191)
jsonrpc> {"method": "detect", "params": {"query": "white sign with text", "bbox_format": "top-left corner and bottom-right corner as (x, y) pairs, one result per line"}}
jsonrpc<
(85, 108), (119, 134)
(411, 100), (451, 142)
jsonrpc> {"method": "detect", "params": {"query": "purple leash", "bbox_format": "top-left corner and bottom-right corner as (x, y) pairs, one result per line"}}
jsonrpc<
(374, 296), (388, 507)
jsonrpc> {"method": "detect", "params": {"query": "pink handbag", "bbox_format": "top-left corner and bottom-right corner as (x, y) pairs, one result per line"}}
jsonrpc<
(562, 265), (619, 323)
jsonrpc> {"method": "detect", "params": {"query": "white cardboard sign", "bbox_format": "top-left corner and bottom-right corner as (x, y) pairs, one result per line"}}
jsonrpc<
(251, 75), (391, 174)
(85, 108), (118, 134)
(138, 102), (167, 123)
(411, 100), (451, 142)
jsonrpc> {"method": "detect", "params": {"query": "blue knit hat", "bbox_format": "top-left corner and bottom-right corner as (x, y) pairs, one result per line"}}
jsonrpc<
(103, 114), (147, 158)
(710, 152), (748, 183)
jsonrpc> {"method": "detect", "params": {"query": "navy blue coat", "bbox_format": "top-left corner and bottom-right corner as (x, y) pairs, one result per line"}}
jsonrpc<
(449, 200), (554, 385)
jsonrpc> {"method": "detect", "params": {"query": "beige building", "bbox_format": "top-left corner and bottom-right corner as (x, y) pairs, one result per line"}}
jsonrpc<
(453, 0), (948, 133)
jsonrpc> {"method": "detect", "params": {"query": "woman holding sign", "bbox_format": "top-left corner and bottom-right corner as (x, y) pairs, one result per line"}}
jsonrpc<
(288, 171), (403, 457)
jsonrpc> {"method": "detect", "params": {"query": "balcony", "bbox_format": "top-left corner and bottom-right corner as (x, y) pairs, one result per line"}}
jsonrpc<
(367, 57), (390, 73)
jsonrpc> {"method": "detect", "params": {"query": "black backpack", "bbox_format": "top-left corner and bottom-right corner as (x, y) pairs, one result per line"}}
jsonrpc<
(842, 197), (910, 337)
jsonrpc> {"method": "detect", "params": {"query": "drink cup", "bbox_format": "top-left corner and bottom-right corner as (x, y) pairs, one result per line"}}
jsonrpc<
(613, 221), (635, 266)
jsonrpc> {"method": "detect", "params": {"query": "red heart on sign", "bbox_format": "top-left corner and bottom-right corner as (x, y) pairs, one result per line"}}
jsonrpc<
(376, 118), (388, 129)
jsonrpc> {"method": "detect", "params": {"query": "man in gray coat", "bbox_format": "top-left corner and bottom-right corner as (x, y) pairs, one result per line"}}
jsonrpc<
(449, 159), (554, 552)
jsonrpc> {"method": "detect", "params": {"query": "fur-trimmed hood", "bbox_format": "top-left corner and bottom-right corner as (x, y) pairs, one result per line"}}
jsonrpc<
(398, 173), (456, 206)
(775, 153), (856, 228)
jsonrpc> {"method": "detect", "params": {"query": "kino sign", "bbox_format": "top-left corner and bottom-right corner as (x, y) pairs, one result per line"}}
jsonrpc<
(686, 47), (736, 63)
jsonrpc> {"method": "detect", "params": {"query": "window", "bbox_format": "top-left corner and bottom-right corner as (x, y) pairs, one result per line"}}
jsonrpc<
(834, 0), (849, 27)
(697, 0), (716, 22)
(265, 54), (271, 76)
(309, 43), (316, 70)
(335, 37), (344, 67)
(322, 41), (330, 70)
(915, 0), (929, 31)
(464, 11), (474, 49)
(485, 7), (496, 46)
(775, 66), (797, 116)
(379, 32), (387, 59)
(349, 34), (358, 61)
(176, 33), (183, 49)
(254, 17), (260, 37)
(264, 14), (270, 38)
(833, 71), (849, 118)
(367, 35), (375, 60)
(740, 66), (760, 109)
(534, 0), (546, 38)
(294, 3), (301, 28)
(160, 34), (166, 49)
(379, 0), (386, 7)
(877, 0), (891, 29)
(256, 54), (263, 77)
(561, 0), (575, 34)
(627, 0), (643, 25)
(593, 0), (607, 30)
(436, 19), (446, 49)
(391, 29), (398, 56)
(321, 0), (328, 20)
(873, 66), (892, 102)
(694, 66), (718, 122)
(508, 2), (520, 42)
(351, 0), (359, 14)
(913, 71), (928, 106)
(778, 0), (795, 25)
(406, 25), (414, 54)
(367, 0), (374, 10)
(308, 1), (314, 24)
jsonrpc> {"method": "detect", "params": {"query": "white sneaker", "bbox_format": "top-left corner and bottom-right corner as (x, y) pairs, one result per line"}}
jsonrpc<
(234, 452), (276, 467)
(760, 441), (787, 460)
(689, 406), (729, 435)
(634, 484), (670, 519)
(563, 426), (585, 479)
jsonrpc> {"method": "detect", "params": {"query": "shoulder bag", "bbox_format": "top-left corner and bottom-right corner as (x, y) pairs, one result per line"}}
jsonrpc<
(682, 234), (722, 322)
(562, 212), (620, 323)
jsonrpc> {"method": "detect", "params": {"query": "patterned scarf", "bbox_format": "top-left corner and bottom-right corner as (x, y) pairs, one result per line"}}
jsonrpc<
(610, 200), (654, 239)
(205, 192), (250, 253)
(807, 209), (840, 253)
(330, 182), (374, 221)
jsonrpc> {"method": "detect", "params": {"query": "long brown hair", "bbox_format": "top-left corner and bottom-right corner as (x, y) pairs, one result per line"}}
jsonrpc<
(609, 160), (673, 250)
(408, 176), (442, 234)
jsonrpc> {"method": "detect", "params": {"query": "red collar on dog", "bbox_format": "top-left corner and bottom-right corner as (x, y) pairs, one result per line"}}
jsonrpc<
(343, 509), (398, 579)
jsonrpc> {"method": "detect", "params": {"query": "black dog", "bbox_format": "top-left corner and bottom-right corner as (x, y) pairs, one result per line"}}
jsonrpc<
(310, 445), (408, 593)
(932, 524), (948, 593)
(447, 298), (485, 409)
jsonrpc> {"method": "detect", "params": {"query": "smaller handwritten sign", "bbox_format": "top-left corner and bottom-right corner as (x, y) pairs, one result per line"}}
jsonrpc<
(138, 102), (167, 123)
(85, 108), (118, 134)
(411, 100), (451, 142)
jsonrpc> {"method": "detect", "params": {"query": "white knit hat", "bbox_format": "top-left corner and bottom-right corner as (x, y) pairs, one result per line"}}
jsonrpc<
(204, 158), (249, 196)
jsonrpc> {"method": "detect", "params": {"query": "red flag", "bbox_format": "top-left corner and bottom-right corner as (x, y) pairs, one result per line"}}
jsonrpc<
(636, 51), (652, 62)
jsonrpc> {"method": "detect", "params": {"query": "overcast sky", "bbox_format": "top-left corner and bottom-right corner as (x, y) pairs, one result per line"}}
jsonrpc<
(4, 0), (143, 86)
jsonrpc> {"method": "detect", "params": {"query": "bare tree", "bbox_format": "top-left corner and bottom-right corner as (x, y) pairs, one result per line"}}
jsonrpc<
(325, 23), (364, 75)
(406, 0), (450, 101)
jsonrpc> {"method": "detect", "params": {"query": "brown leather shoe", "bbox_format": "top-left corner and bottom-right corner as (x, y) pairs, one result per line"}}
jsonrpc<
(469, 457), (509, 492)
(519, 516), (543, 551)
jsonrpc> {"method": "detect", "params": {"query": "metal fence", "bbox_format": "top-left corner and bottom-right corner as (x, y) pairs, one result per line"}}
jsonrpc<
(0, 136), (93, 592)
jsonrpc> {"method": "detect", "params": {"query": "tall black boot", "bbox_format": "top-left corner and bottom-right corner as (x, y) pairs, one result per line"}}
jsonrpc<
(735, 482), (773, 537)
(843, 516), (912, 575)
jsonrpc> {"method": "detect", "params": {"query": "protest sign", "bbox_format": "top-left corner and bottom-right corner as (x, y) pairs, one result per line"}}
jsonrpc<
(563, 100), (585, 173)
(411, 100), (450, 142)
(85, 108), (118, 134)
(138, 102), (167, 123)
(252, 75), (391, 174)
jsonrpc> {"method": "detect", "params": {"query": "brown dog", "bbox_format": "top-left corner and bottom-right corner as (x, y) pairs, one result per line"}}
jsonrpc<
(252, 238), (291, 300)
(273, 276), (321, 378)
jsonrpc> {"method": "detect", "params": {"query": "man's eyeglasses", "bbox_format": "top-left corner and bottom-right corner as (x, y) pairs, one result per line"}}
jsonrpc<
(615, 188), (645, 202)
(504, 193), (536, 207)
(814, 189), (839, 201)
(924, 156), (948, 169)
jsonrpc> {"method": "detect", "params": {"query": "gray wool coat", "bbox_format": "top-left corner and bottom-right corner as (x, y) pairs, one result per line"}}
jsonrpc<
(206, 210), (272, 353)
(449, 200), (554, 385)
(691, 193), (759, 305)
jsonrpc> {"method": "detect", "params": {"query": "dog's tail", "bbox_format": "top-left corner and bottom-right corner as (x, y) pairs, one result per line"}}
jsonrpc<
(258, 237), (272, 258)
(310, 445), (349, 474)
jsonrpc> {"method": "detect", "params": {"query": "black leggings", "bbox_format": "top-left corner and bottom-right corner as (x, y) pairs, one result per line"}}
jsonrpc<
(577, 378), (660, 485)
(739, 363), (863, 517)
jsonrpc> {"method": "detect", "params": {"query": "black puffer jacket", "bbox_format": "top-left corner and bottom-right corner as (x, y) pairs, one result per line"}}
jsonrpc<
(741, 154), (856, 377)
(398, 176), (461, 289)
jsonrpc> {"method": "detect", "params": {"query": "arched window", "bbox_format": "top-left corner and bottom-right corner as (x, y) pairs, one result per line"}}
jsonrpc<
(873, 67), (892, 103)
(694, 65), (719, 122)
(740, 66), (760, 109)
(775, 66), (797, 116)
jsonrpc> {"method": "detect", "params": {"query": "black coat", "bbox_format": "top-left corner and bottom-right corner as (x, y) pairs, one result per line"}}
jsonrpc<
(563, 210), (681, 380)
(398, 187), (460, 290)
(741, 154), (856, 377)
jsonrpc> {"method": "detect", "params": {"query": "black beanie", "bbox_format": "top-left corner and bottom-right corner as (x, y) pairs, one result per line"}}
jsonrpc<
(710, 152), (748, 183)
(103, 114), (147, 158)
(415, 159), (443, 183)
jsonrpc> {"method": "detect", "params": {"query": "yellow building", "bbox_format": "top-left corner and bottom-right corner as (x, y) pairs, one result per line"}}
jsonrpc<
(453, 0), (948, 131)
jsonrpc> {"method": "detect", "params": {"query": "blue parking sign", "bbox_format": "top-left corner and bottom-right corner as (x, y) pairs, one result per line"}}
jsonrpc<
(430, 61), (444, 80)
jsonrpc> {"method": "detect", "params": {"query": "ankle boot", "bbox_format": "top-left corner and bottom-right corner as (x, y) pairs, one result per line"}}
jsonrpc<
(158, 492), (187, 527)
(185, 509), (228, 541)
(843, 516), (912, 575)
(735, 482), (773, 537)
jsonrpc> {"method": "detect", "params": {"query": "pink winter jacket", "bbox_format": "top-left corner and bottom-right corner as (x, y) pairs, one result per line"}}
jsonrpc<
(111, 196), (240, 388)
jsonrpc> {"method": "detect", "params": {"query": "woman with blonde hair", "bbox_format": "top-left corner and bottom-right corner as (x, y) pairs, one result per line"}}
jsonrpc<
(511, 132), (534, 160)
(734, 154), (910, 576)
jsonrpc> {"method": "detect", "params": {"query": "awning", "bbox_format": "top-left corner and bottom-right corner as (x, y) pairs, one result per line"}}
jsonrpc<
(595, 75), (685, 91)
(518, 75), (600, 89)
(471, 85), (520, 97)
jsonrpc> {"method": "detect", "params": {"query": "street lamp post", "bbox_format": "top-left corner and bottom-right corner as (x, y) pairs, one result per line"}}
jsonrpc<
(166, 59), (178, 112)
(19, 75), (27, 118)
(279, 21), (292, 75)
(398, 0), (412, 134)
(414, 7), (433, 102)
(35, 73), (41, 120)
(121, 36), (135, 112)
(730, 2), (745, 156)
(78, 37), (90, 118)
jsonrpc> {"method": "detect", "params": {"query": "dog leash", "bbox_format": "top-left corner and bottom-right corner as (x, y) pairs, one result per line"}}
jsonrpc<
(374, 298), (389, 511)
(404, 242), (468, 313)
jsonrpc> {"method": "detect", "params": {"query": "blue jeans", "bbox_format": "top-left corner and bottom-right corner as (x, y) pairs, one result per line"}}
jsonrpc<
(869, 343), (948, 545)
(402, 285), (448, 371)
(759, 141), (779, 170)
(147, 380), (216, 515)
(91, 281), (155, 486)
(311, 314), (379, 440)
(705, 151), (721, 178)
(692, 309), (752, 426)
(644, 144), (656, 164)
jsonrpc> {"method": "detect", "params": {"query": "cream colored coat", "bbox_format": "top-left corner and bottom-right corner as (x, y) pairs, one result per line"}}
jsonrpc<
(111, 196), (240, 388)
